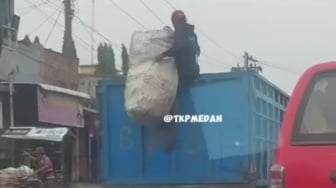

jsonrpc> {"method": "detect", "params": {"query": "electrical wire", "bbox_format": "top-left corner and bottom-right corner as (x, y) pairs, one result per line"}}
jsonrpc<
(25, 0), (92, 52)
(105, 0), (148, 29)
(201, 53), (229, 66)
(161, 0), (241, 62)
(196, 28), (241, 59)
(45, 10), (63, 45)
(28, 9), (59, 35)
(76, 20), (99, 47)
(43, 0), (120, 50)
(138, 0), (166, 25)
(43, 0), (241, 70)
(15, 1), (47, 11)
(45, 0), (232, 69)
(162, 0), (177, 10)
(78, 0), (297, 75)
(135, 0), (232, 67)
(74, 17), (121, 50)
(257, 60), (301, 74)
(26, 0), (91, 50)
(88, 0), (231, 67)
(199, 59), (230, 70)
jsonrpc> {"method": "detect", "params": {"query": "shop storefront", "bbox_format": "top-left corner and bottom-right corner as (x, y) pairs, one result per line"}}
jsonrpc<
(0, 83), (91, 183)
(0, 127), (74, 186)
(83, 108), (100, 182)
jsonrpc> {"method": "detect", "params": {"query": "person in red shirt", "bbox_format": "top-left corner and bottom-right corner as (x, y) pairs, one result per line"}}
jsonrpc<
(24, 147), (56, 188)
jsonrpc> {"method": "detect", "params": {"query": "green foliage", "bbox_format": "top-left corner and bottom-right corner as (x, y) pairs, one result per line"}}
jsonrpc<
(121, 44), (129, 76)
(95, 42), (118, 76)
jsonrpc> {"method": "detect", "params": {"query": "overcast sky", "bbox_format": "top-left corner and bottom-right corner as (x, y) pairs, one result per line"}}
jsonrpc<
(14, 0), (336, 94)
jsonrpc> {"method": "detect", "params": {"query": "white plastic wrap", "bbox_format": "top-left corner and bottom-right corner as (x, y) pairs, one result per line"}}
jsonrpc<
(125, 27), (178, 125)
(16, 165), (34, 177)
(0, 166), (33, 177)
(0, 167), (17, 174)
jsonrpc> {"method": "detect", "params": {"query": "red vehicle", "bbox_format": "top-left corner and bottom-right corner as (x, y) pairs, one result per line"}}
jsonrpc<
(270, 61), (336, 188)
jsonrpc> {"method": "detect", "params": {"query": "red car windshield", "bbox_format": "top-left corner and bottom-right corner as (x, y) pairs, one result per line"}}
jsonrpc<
(292, 72), (336, 145)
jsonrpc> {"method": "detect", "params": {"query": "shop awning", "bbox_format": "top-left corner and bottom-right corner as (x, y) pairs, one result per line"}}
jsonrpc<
(1, 127), (69, 142)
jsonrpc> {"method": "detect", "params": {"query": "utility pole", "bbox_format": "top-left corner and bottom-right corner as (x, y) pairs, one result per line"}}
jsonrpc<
(62, 0), (77, 60)
(243, 51), (249, 71)
(2, 25), (17, 129)
(242, 51), (262, 73)
(243, 51), (258, 70)
(2, 23), (18, 167)
(91, 0), (95, 65)
(232, 51), (262, 73)
(88, 1), (95, 179)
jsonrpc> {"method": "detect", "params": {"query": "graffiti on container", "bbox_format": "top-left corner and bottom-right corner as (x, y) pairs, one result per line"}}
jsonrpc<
(120, 126), (133, 149)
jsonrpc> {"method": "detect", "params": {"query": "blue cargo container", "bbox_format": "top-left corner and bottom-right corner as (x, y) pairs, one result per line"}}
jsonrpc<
(99, 71), (289, 188)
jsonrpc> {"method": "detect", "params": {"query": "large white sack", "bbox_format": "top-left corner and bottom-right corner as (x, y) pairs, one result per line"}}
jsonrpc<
(125, 26), (178, 125)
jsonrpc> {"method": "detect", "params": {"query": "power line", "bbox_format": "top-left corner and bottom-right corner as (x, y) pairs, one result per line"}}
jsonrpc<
(257, 60), (301, 74)
(161, 0), (241, 62)
(45, 10), (63, 45)
(242, 51), (300, 74)
(137, 0), (231, 67)
(162, 0), (177, 10)
(43, 0), (120, 51)
(43, 0), (236, 70)
(76, 20), (99, 46)
(201, 53), (225, 64)
(74, 17), (121, 51)
(138, 0), (166, 25)
(26, 0), (89, 49)
(15, 1), (47, 11)
(28, 9), (59, 35)
(105, 0), (148, 29)
(42, 1), (98, 45)
(25, 0), (92, 52)
(196, 28), (241, 59)
(198, 59), (230, 70)
(44, 0), (62, 11)
(110, 0), (231, 68)
(49, 0), (231, 68)
(91, 0), (95, 65)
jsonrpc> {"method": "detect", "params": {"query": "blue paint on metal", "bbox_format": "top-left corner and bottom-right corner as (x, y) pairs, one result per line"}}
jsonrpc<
(99, 72), (289, 185)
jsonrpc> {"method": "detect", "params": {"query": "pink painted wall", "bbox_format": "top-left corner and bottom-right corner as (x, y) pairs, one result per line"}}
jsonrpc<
(37, 90), (84, 128)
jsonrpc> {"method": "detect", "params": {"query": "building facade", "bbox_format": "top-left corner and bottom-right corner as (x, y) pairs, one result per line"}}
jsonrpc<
(78, 74), (100, 99)
(0, 0), (14, 28)
(0, 35), (79, 90)
(0, 1), (98, 182)
(44, 49), (79, 90)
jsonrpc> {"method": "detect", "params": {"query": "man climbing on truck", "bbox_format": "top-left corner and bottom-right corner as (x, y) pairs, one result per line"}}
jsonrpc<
(156, 10), (201, 152)
(156, 10), (200, 88)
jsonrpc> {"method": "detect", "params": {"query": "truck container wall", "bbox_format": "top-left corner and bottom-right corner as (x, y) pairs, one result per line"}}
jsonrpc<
(99, 72), (289, 187)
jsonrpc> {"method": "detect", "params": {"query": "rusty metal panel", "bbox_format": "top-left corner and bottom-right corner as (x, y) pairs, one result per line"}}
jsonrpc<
(37, 89), (84, 128)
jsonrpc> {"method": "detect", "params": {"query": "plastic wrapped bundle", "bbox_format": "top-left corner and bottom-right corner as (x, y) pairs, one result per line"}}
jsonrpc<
(0, 167), (17, 175)
(125, 26), (178, 126)
(16, 166), (34, 177)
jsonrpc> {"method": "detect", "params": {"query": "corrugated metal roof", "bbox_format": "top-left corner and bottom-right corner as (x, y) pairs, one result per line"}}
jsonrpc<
(38, 83), (90, 99)
(0, 82), (91, 99)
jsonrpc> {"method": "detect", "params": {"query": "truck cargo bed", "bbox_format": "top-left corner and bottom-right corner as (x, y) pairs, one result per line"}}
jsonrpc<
(99, 72), (289, 187)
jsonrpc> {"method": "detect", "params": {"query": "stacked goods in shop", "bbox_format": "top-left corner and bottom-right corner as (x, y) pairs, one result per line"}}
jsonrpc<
(0, 166), (34, 188)
(0, 173), (18, 188)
